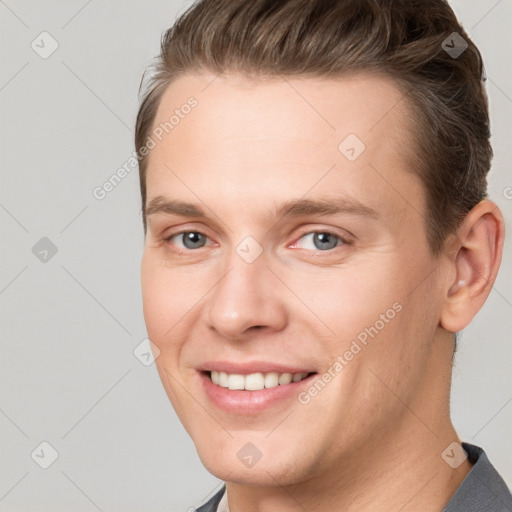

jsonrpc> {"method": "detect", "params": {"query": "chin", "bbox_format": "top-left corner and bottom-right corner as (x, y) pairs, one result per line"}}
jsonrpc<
(195, 438), (308, 487)
(201, 459), (299, 487)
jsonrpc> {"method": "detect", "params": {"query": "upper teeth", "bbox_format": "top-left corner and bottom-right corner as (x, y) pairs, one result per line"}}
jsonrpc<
(210, 371), (309, 391)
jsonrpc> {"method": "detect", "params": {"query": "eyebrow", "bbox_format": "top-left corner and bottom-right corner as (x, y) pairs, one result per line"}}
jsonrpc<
(145, 195), (378, 220)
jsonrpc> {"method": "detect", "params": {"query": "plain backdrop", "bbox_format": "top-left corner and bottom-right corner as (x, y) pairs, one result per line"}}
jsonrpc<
(1, 1), (511, 511)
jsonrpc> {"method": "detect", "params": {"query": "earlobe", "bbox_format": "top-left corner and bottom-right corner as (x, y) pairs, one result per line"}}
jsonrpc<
(440, 200), (504, 333)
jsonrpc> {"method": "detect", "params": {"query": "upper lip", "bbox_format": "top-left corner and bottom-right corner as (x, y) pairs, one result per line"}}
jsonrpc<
(197, 361), (316, 375)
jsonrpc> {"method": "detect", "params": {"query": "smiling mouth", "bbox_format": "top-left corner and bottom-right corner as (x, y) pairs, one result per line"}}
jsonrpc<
(205, 370), (317, 391)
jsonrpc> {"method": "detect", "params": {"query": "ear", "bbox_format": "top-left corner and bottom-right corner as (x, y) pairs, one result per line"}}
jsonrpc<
(440, 200), (505, 333)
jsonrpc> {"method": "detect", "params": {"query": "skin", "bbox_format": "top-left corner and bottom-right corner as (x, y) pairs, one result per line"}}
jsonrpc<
(140, 71), (504, 511)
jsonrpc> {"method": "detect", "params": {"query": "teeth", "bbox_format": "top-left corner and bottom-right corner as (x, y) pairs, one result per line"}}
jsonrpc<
(245, 372), (265, 391)
(264, 372), (279, 388)
(227, 374), (245, 390)
(278, 373), (293, 385)
(209, 371), (309, 390)
(218, 371), (229, 387)
(292, 372), (304, 382)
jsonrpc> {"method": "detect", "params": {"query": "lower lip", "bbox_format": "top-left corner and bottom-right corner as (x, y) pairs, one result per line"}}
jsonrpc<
(199, 371), (316, 414)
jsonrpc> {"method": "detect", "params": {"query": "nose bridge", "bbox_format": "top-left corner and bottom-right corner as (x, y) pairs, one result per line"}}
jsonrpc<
(205, 241), (286, 339)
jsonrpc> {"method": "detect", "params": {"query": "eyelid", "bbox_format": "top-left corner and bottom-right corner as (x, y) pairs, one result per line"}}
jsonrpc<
(160, 222), (215, 241)
(290, 228), (351, 249)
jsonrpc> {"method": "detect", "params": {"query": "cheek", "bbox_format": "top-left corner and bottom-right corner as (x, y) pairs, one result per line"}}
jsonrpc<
(348, 275), (439, 408)
(295, 266), (400, 344)
(141, 257), (193, 406)
(304, 257), (428, 388)
(141, 255), (185, 343)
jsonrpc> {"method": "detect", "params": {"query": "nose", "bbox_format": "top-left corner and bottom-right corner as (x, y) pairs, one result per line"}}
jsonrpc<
(205, 250), (288, 340)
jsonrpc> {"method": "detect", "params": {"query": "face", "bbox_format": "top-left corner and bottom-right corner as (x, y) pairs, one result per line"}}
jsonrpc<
(141, 72), (448, 486)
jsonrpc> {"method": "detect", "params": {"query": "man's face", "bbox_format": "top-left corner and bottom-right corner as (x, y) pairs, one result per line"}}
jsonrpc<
(141, 72), (446, 485)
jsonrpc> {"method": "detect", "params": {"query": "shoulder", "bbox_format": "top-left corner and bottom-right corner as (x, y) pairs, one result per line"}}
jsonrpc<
(443, 443), (512, 512)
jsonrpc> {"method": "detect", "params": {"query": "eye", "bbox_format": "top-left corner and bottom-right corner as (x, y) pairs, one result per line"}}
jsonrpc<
(162, 229), (349, 254)
(294, 231), (347, 251)
(165, 231), (210, 250)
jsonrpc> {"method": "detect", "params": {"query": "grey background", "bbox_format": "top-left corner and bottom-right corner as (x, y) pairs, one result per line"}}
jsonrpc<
(0, 1), (510, 511)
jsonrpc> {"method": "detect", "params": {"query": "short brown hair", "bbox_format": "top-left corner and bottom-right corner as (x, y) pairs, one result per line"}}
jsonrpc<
(135, 0), (491, 256)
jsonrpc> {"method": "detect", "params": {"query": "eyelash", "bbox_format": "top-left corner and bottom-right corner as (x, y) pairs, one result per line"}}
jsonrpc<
(162, 229), (351, 254)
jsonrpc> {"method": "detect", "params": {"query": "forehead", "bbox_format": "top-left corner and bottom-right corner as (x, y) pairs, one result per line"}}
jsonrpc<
(151, 71), (412, 152)
(145, 71), (423, 225)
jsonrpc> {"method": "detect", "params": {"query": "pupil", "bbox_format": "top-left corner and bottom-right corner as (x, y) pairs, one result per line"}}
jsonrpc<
(315, 232), (337, 250)
(184, 232), (204, 249)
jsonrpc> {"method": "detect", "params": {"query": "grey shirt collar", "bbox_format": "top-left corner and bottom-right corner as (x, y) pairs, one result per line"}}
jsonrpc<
(442, 442), (512, 511)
